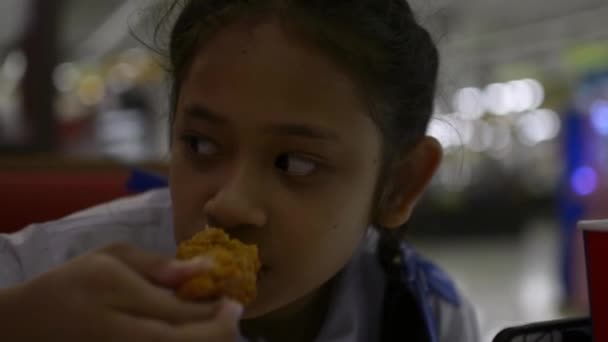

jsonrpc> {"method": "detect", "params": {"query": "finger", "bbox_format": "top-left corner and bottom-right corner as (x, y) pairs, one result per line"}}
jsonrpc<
(158, 257), (216, 287)
(100, 243), (213, 287)
(109, 313), (176, 342)
(173, 299), (244, 341)
(110, 300), (242, 342)
(106, 264), (221, 324)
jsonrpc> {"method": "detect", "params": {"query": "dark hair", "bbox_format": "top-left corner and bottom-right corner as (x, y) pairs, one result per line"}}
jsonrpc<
(149, 0), (439, 225)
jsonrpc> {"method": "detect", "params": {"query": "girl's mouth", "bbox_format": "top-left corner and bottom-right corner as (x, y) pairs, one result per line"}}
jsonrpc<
(258, 264), (271, 279)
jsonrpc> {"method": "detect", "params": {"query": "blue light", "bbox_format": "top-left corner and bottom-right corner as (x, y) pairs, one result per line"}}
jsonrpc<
(590, 100), (608, 136)
(571, 166), (598, 196)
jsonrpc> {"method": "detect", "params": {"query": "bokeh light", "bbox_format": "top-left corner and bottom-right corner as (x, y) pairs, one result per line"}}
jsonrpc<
(53, 63), (81, 93)
(1, 50), (26, 81)
(453, 87), (485, 120)
(516, 109), (561, 146)
(484, 83), (512, 116)
(571, 166), (598, 196)
(590, 99), (608, 136)
(77, 74), (106, 106)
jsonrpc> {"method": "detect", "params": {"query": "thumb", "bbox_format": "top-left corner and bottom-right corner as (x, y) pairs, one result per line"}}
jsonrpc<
(100, 244), (214, 288)
(217, 299), (244, 323)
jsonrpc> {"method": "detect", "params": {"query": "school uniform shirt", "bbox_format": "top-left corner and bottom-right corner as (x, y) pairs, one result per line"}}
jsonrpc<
(0, 189), (479, 342)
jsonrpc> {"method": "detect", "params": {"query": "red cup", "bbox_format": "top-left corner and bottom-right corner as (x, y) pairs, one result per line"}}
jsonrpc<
(580, 220), (608, 341)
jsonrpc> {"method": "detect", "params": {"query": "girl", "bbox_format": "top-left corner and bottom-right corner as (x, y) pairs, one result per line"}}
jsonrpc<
(0, 0), (479, 341)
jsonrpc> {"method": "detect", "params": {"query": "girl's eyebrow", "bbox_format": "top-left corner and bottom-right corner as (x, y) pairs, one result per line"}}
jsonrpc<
(267, 123), (340, 143)
(183, 104), (227, 124)
(184, 104), (341, 143)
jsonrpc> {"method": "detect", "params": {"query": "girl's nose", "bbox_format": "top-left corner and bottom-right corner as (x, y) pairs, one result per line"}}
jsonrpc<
(202, 173), (267, 230)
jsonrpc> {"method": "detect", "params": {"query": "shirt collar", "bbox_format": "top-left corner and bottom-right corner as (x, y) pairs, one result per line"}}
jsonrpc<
(315, 233), (386, 342)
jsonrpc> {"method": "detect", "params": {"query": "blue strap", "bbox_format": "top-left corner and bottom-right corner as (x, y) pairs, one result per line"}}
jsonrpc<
(417, 257), (461, 306)
(126, 169), (169, 193)
(399, 244), (461, 342)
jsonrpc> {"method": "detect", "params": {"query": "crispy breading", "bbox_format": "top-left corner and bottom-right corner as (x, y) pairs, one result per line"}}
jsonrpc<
(176, 227), (261, 305)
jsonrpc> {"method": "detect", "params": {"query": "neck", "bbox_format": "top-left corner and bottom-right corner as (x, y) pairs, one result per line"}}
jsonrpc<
(241, 280), (335, 342)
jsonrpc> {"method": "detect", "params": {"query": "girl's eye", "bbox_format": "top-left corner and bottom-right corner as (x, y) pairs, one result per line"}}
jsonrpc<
(275, 154), (318, 177)
(185, 136), (218, 157)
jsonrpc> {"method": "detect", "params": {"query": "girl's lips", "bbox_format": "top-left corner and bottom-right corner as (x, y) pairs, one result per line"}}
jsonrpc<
(259, 263), (270, 273)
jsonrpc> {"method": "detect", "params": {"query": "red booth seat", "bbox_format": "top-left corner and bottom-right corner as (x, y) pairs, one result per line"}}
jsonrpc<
(0, 170), (131, 234)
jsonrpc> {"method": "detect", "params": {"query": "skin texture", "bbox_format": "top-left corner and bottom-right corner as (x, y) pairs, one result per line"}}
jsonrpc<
(170, 17), (382, 318)
(169, 16), (442, 341)
(0, 245), (244, 342)
(0, 15), (441, 342)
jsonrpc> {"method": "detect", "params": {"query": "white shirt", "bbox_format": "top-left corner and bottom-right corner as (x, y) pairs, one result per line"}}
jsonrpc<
(0, 189), (478, 341)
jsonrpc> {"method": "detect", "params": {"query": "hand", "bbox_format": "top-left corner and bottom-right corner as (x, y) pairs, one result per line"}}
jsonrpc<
(0, 243), (243, 341)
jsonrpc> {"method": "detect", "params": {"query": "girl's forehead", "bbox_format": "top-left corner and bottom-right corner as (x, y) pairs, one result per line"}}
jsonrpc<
(177, 19), (376, 134)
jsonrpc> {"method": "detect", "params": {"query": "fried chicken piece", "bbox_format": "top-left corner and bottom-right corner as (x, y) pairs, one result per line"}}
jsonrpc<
(176, 227), (261, 305)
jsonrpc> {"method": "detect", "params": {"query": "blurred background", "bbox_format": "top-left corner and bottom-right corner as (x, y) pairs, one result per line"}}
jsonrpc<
(1, 0), (608, 340)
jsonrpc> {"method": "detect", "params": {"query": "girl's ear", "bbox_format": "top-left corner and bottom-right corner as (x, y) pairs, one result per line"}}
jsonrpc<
(377, 137), (443, 229)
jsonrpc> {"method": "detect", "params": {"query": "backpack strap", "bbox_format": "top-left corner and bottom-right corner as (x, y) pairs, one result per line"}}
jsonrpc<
(126, 169), (169, 193)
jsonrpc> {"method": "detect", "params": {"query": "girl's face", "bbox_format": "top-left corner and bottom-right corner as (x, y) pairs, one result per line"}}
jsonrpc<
(169, 18), (383, 318)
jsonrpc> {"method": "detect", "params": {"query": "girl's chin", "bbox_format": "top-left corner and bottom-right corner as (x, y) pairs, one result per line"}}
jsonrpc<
(242, 270), (277, 319)
(242, 299), (278, 320)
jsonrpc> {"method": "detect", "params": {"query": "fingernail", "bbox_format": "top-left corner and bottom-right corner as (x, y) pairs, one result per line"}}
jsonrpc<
(172, 256), (214, 270)
(157, 257), (214, 285)
(224, 300), (244, 320)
